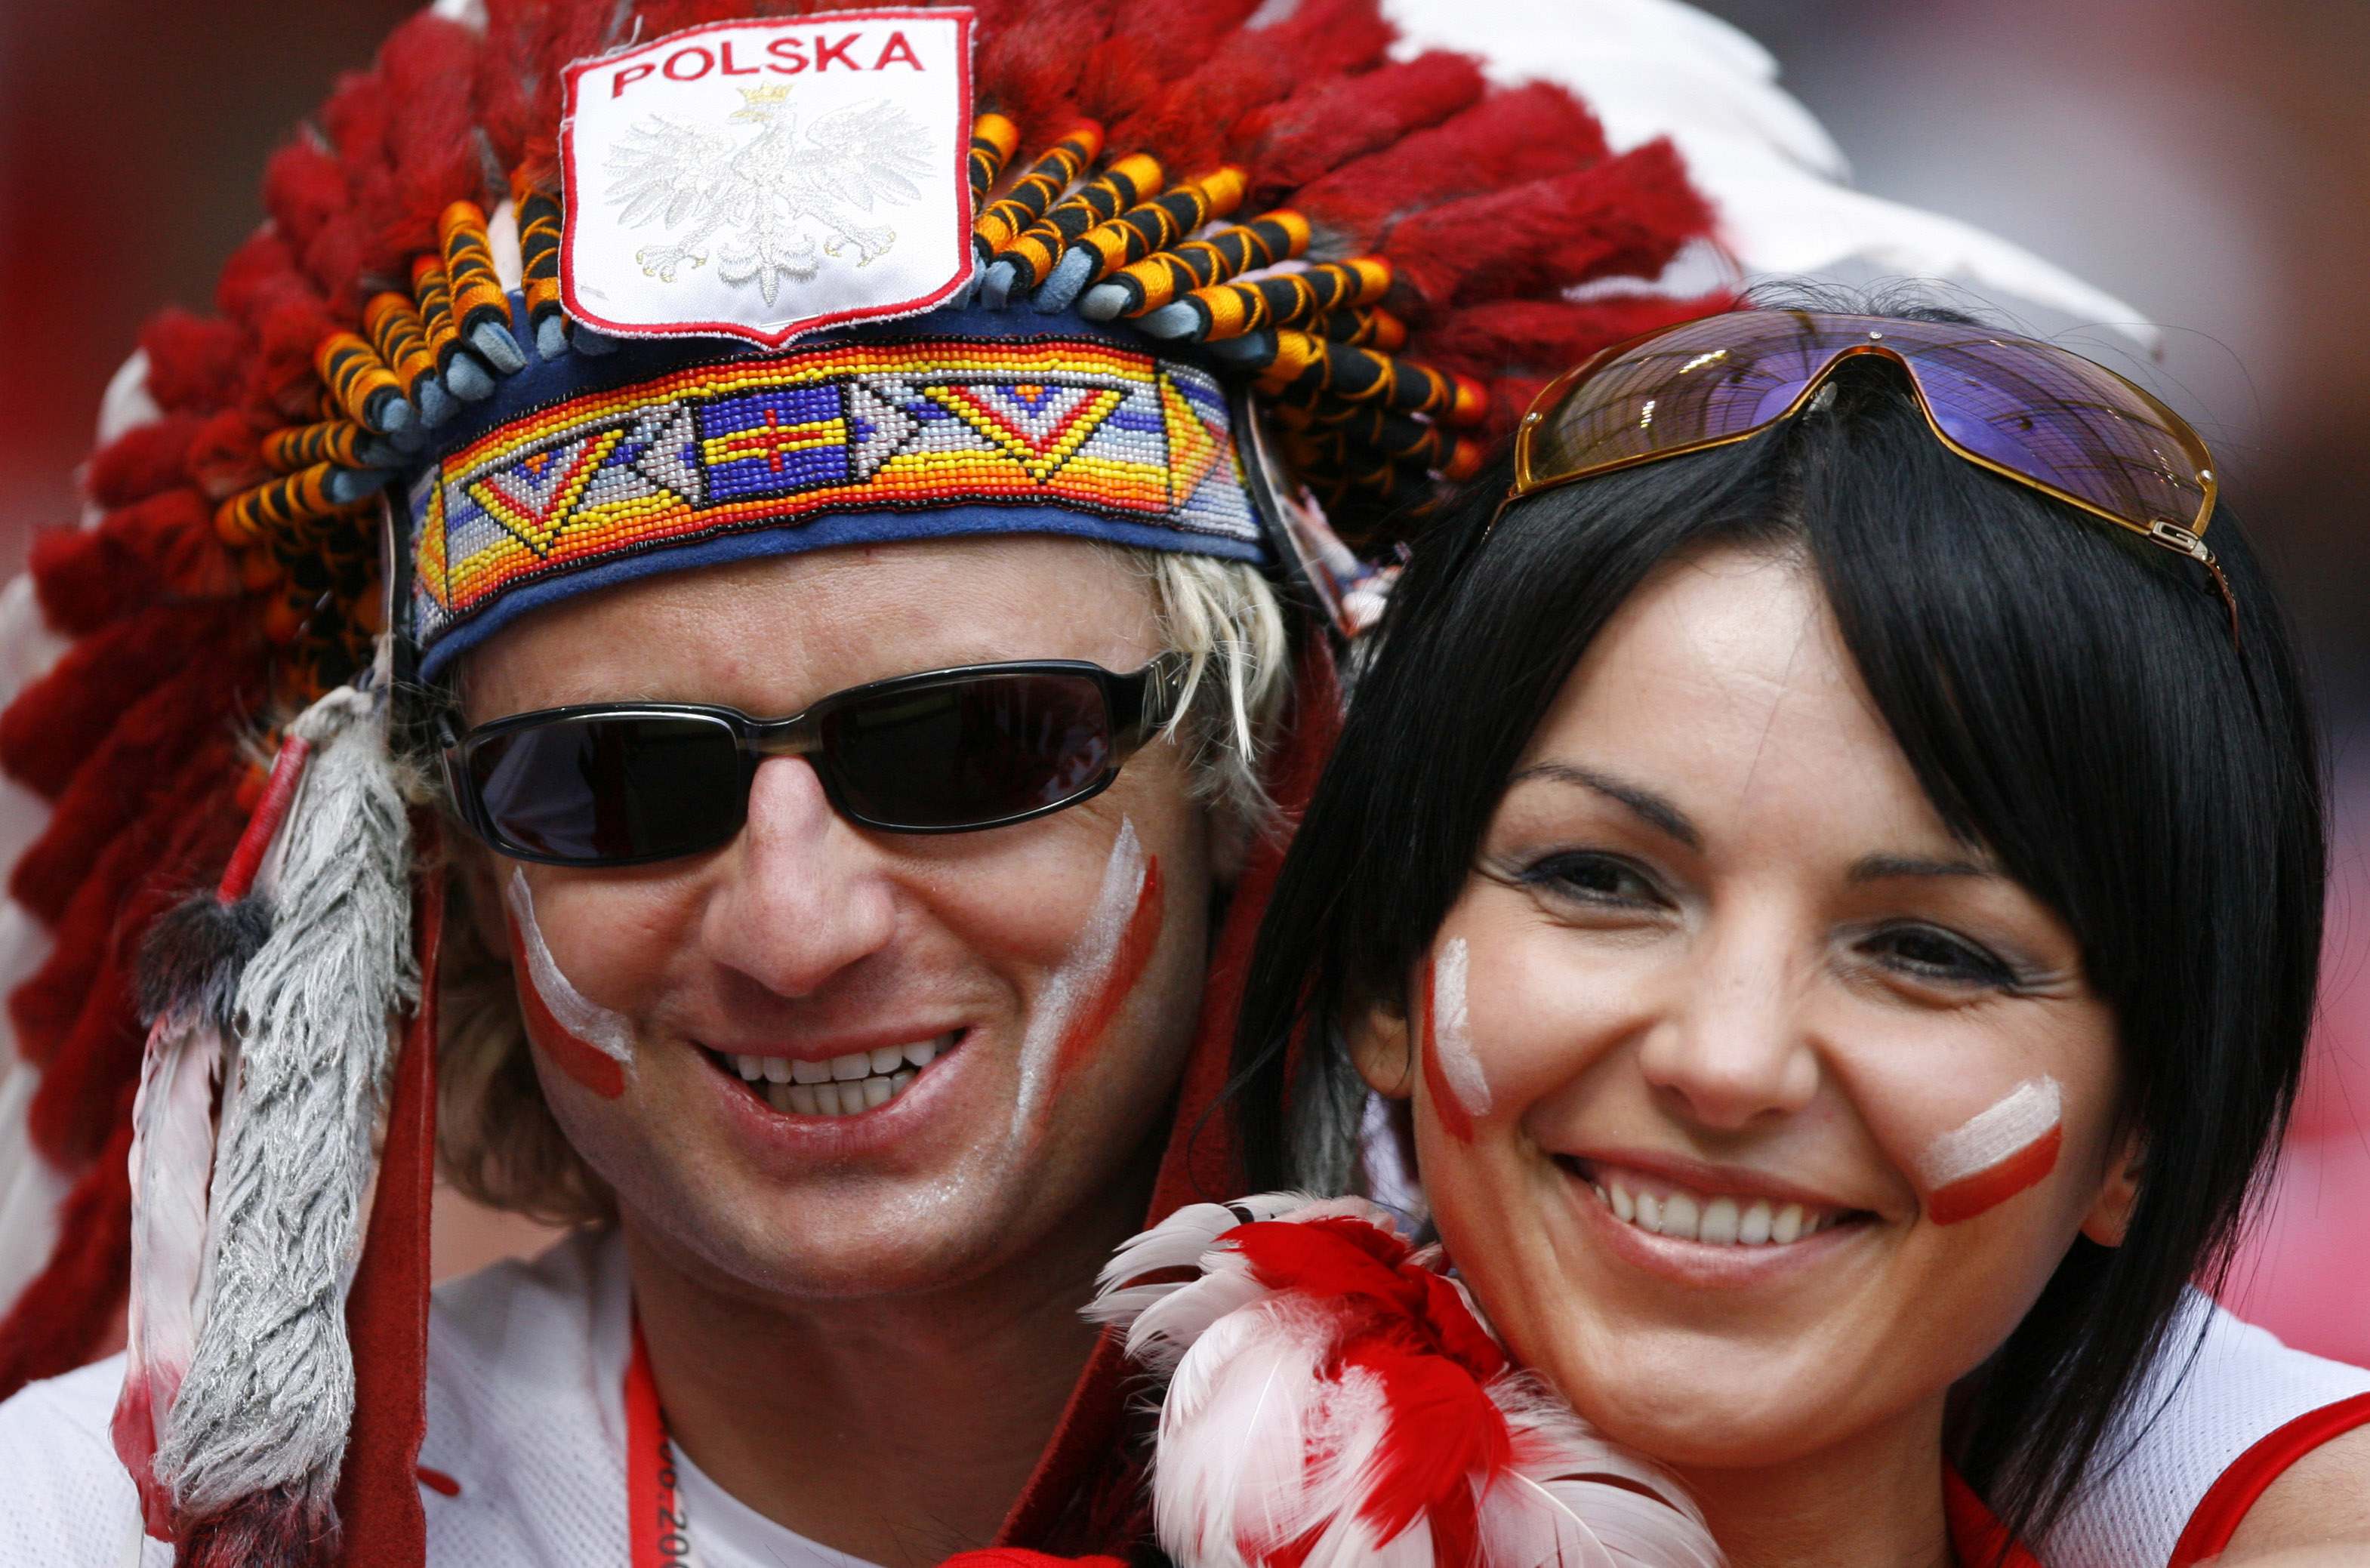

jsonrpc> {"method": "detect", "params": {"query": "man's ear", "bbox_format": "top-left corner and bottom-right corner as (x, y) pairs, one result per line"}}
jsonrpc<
(2079, 1126), (2145, 1246)
(1345, 981), (1417, 1101)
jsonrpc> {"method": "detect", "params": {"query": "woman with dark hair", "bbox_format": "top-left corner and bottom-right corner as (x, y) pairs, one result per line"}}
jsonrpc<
(1080, 310), (2370, 1566)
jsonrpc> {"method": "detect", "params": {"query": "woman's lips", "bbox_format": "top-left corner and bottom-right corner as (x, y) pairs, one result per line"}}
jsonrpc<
(1558, 1152), (1875, 1287)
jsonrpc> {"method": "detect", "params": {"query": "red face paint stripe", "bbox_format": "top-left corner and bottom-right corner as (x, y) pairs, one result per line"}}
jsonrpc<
(507, 921), (627, 1100)
(1419, 959), (1475, 1144)
(1927, 1123), (2061, 1225)
(1052, 855), (1163, 1076)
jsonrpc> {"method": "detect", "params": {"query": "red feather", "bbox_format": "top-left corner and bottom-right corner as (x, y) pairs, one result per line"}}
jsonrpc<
(1344, 1341), (1509, 1555)
(0, 1121), (131, 1402)
(137, 311), (244, 417)
(0, 603), (238, 803)
(1299, 83), (1607, 243)
(1237, 52), (1487, 203)
(378, 14), (488, 251)
(1111, 0), (1394, 176)
(30, 490), (228, 637)
(1385, 141), (1713, 310)
(183, 410), (268, 502)
(85, 417), (202, 510)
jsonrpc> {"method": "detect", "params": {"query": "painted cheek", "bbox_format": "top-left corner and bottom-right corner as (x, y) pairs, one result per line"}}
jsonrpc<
(504, 870), (634, 1101)
(1915, 1076), (2063, 1225)
(1421, 938), (1489, 1144)
(1052, 854), (1163, 1077)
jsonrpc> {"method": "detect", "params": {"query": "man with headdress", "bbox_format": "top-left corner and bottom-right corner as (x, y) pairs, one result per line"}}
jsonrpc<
(0, 2), (2362, 1565)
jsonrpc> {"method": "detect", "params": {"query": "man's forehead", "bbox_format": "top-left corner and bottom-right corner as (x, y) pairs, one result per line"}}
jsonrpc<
(458, 533), (1164, 718)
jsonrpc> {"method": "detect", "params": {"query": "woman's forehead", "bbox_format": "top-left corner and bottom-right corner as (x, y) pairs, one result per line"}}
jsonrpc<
(1518, 544), (1957, 859)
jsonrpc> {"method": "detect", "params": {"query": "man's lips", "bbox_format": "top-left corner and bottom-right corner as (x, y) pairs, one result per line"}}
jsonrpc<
(696, 1029), (963, 1119)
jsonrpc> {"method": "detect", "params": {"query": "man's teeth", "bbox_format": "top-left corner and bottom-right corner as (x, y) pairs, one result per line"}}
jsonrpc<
(726, 1034), (950, 1117)
(1592, 1175), (1840, 1246)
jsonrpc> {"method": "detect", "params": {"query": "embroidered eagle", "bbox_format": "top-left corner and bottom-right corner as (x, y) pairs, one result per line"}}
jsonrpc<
(604, 84), (936, 304)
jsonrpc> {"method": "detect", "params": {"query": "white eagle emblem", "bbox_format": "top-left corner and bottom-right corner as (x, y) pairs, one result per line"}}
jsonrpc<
(605, 84), (936, 306)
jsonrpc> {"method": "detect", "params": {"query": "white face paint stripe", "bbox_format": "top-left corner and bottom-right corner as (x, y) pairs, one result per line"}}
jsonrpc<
(1915, 1076), (2062, 1188)
(1010, 818), (1148, 1136)
(1432, 937), (1491, 1119)
(505, 868), (635, 1065)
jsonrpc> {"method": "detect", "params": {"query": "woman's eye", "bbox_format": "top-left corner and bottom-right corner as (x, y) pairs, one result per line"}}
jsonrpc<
(1862, 924), (2018, 989)
(1523, 852), (1666, 908)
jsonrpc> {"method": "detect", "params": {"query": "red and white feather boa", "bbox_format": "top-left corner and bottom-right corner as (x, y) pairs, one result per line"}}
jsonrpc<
(1085, 1194), (1722, 1568)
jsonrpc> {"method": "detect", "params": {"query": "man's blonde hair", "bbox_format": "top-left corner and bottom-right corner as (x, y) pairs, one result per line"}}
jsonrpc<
(433, 552), (1293, 1222)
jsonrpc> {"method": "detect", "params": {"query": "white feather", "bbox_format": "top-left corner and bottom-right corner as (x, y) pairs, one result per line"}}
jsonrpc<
(1482, 1375), (1720, 1567)
(116, 1013), (225, 1516)
(1155, 1298), (1340, 1566)
(1109, 1194), (1724, 1568)
(1381, 0), (2155, 346)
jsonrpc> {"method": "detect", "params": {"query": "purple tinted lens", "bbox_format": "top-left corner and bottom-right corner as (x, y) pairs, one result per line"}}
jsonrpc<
(1529, 312), (2211, 538)
(1902, 335), (2210, 531)
(1527, 313), (1838, 477)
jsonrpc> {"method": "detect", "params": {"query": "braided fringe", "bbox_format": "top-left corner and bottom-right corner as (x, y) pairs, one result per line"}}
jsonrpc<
(154, 682), (417, 1562)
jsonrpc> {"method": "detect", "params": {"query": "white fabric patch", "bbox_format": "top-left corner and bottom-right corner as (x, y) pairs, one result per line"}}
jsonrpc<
(505, 870), (635, 1065)
(560, 12), (975, 347)
(1432, 937), (1491, 1118)
(1915, 1075), (2061, 1188)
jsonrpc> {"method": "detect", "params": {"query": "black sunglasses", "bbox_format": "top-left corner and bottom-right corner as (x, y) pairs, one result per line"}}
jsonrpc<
(439, 654), (1190, 867)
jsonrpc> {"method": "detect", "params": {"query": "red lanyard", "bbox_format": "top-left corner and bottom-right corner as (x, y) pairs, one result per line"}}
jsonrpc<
(624, 1320), (695, 1568)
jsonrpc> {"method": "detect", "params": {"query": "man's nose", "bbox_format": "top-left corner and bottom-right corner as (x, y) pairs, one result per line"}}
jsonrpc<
(1634, 918), (1820, 1132)
(699, 755), (898, 998)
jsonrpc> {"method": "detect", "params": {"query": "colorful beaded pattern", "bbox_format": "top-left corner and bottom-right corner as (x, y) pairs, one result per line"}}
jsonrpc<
(407, 335), (1259, 656)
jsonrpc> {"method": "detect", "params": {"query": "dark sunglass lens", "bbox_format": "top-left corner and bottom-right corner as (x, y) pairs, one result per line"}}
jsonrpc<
(468, 713), (744, 861)
(823, 673), (1114, 829)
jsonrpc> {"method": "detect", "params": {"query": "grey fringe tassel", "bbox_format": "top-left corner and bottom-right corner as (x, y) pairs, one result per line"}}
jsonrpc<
(153, 680), (418, 1550)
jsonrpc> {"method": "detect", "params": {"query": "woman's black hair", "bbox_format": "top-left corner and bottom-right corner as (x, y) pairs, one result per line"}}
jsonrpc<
(1228, 310), (2326, 1545)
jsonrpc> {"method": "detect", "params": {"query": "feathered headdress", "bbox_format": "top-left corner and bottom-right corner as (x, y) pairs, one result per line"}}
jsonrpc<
(1086, 1194), (1722, 1567)
(0, 1), (2143, 1563)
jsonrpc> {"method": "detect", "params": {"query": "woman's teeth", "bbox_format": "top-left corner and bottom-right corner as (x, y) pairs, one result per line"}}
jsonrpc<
(1590, 1172), (1844, 1246)
(720, 1034), (951, 1117)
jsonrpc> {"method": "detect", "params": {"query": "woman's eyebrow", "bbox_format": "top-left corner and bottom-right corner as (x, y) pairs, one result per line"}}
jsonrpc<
(1848, 852), (1994, 883)
(1509, 761), (1700, 850)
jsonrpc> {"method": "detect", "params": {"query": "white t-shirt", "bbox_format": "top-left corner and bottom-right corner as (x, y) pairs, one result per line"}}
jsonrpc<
(0, 1230), (877, 1568)
(0, 1228), (2362, 1566)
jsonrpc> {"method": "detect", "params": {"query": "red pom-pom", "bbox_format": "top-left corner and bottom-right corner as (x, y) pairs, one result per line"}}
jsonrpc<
(260, 137), (353, 260)
(138, 311), (245, 416)
(84, 416), (203, 510)
(381, 14), (488, 251)
(31, 489), (231, 637)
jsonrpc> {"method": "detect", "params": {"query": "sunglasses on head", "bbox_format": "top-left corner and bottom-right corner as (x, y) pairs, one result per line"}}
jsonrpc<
(1501, 310), (2237, 637)
(439, 654), (1190, 867)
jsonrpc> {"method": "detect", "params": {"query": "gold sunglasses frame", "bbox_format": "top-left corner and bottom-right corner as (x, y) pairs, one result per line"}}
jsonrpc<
(1490, 317), (2236, 640)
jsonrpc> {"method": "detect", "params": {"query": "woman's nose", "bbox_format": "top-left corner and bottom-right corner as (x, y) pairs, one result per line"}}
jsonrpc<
(1634, 921), (1820, 1132)
(699, 754), (898, 998)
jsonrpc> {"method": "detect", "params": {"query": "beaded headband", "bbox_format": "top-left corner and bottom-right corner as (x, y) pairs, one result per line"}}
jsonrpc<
(402, 309), (1265, 678)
